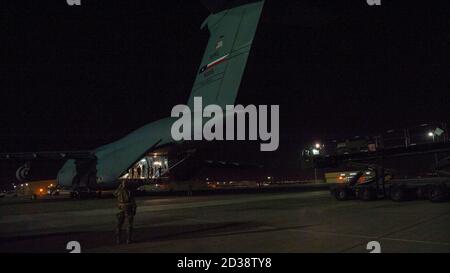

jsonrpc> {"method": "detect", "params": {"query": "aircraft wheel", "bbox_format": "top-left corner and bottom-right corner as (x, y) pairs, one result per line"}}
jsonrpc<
(71, 191), (81, 199)
(77, 191), (87, 199)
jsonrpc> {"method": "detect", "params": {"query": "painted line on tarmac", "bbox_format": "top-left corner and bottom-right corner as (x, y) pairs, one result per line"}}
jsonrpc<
(337, 210), (450, 252)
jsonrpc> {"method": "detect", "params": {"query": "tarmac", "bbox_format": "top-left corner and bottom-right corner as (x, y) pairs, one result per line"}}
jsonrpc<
(1, 188), (449, 253)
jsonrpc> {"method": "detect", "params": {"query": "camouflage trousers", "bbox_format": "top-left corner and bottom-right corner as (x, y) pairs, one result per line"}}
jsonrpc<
(116, 204), (136, 243)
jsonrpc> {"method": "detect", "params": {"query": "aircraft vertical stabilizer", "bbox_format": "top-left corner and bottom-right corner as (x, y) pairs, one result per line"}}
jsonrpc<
(188, 0), (265, 109)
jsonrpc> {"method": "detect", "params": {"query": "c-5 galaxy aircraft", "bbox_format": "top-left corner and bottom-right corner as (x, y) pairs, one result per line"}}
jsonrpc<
(1, 0), (265, 195)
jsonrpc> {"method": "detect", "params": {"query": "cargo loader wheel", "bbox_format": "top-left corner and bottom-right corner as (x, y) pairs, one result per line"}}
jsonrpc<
(359, 188), (375, 201)
(390, 186), (406, 202)
(416, 186), (429, 200)
(429, 184), (448, 202)
(334, 188), (350, 201)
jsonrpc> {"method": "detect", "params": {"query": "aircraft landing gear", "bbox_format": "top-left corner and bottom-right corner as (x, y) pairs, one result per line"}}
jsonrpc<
(70, 187), (102, 199)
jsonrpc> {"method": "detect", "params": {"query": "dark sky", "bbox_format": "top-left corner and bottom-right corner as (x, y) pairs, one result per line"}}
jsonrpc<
(1, 0), (449, 162)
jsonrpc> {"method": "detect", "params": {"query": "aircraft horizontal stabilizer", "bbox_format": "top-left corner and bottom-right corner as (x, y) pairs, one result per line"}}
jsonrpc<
(0, 151), (95, 161)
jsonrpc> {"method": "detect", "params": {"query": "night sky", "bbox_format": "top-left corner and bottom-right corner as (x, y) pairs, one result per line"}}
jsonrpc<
(1, 0), (449, 180)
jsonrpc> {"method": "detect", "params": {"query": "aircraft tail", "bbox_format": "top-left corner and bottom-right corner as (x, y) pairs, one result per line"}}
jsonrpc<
(188, 0), (265, 109)
(59, 1), (266, 188)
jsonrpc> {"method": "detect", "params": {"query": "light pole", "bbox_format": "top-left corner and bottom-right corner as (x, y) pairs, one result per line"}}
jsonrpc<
(313, 143), (321, 183)
(428, 131), (435, 142)
(428, 131), (439, 167)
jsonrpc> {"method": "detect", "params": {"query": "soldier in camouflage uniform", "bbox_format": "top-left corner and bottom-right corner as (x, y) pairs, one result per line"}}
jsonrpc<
(114, 180), (137, 244)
